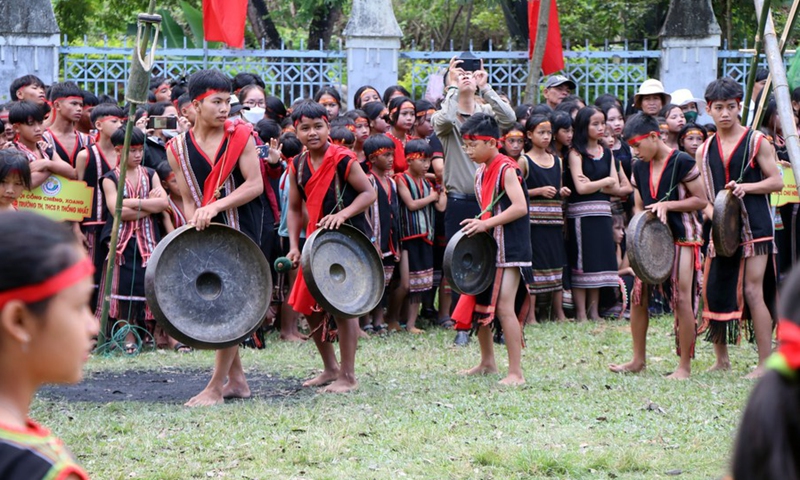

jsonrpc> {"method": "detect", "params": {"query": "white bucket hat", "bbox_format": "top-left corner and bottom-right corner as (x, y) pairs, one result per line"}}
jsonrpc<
(670, 88), (706, 112)
(633, 79), (671, 109)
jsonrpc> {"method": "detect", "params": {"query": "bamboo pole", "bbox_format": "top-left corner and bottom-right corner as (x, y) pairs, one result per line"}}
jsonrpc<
(97, 0), (159, 350)
(751, 0), (800, 129)
(524, 0), (550, 104)
(752, 0), (800, 174)
(741, 0), (772, 126)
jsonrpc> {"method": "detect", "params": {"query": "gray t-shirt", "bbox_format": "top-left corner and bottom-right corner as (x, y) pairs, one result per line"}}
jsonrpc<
(431, 87), (516, 195)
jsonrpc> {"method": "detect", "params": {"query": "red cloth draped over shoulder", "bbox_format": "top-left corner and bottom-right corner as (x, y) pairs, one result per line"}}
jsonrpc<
(288, 143), (354, 316)
(451, 154), (518, 329)
(201, 119), (254, 207)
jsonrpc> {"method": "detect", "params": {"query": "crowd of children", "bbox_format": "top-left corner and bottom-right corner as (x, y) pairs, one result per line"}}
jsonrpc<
(3, 60), (800, 477)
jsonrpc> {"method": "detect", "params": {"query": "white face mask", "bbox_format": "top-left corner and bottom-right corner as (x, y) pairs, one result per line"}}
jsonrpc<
(243, 107), (266, 124)
(161, 129), (178, 139)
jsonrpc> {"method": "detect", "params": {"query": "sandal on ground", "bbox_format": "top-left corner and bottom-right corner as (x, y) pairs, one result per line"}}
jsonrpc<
(435, 317), (455, 328)
(372, 324), (387, 336)
(173, 342), (193, 353)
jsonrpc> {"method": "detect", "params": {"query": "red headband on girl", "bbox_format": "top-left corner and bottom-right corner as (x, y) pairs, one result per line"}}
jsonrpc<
(416, 109), (436, 118)
(0, 258), (94, 310)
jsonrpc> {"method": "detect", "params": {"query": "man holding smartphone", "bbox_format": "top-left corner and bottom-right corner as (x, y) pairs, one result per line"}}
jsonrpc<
(431, 56), (516, 346)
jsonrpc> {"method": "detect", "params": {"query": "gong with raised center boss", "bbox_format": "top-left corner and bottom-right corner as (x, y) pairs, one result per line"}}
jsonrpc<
(301, 224), (384, 318)
(626, 211), (675, 285)
(145, 224), (271, 349)
(712, 189), (741, 257)
(443, 230), (497, 295)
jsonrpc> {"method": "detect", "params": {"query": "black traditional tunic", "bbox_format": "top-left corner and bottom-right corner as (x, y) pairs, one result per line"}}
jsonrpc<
(565, 147), (618, 289)
(524, 153), (565, 294)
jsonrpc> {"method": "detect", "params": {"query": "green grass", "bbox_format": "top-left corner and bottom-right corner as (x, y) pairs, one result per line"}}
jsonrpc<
(33, 317), (758, 479)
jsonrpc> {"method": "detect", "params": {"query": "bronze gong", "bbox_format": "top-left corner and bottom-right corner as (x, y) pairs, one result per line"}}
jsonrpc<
(301, 224), (384, 318)
(443, 230), (497, 295)
(145, 224), (271, 349)
(712, 189), (741, 257)
(626, 211), (675, 285)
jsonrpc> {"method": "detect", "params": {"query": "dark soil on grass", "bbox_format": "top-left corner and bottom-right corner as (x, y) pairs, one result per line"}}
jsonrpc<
(38, 368), (309, 404)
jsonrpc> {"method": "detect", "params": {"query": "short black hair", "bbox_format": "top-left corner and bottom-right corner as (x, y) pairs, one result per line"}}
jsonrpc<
(659, 103), (683, 118)
(48, 81), (83, 102)
(460, 112), (501, 139)
(290, 100), (328, 124)
(0, 148), (32, 190)
(82, 90), (99, 107)
(755, 68), (770, 82)
(704, 77), (744, 104)
(97, 94), (118, 105)
(330, 126), (356, 146)
(90, 103), (125, 124)
(555, 100), (580, 116)
(264, 96), (287, 122)
(149, 76), (169, 91)
(414, 100), (435, 117)
(147, 101), (174, 116)
(363, 134), (395, 158)
(256, 118), (282, 143)
(531, 104), (554, 117)
(188, 70), (232, 101)
(279, 132), (303, 159)
(176, 93), (192, 110)
(9, 101), (45, 124)
(792, 86), (800, 104)
(388, 96), (415, 125)
(344, 109), (369, 123)
(111, 126), (145, 147)
(382, 85), (412, 105)
(405, 138), (432, 157)
(154, 161), (174, 184)
(594, 93), (622, 109)
(9, 75), (44, 100)
(313, 86), (342, 106)
(622, 113), (660, 141)
(601, 102), (624, 120)
(330, 116), (355, 129)
(514, 103), (533, 122)
(362, 101), (387, 121)
(0, 210), (82, 314)
(232, 72), (266, 92)
(524, 114), (551, 133)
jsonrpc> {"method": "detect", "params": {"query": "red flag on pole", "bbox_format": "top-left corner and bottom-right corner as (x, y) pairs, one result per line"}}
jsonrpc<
(527, 0), (565, 75)
(203, 0), (248, 49)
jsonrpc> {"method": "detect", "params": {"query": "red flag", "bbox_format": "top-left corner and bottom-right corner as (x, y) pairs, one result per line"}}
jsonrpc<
(527, 0), (565, 75)
(203, 0), (248, 49)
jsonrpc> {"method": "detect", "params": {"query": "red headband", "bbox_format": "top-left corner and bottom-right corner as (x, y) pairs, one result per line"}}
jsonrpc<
(777, 320), (800, 370)
(416, 108), (436, 118)
(0, 258), (94, 310)
(626, 132), (653, 146)
(462, 135), (496, 142)
(194, 90), (229, 102)
(293, 114), (329, 128)
(389, 101), (415, 116)
(53, 95), (83, 103)
(406, 152), (427, 161)
(368, 147), (393, 158)
(345, 124), (356, 133)
(504, 131), (524, 139)
(681, 128), (704, 139)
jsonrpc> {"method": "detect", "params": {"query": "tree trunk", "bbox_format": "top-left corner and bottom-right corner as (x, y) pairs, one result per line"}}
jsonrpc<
(461, 0), (475, 51)
(308, 2), (343, 49)
(440, 5), (464, 50)
(726, 0), (732, 46)
(247, 0), (282, 48)
(524, 0), (550, 103)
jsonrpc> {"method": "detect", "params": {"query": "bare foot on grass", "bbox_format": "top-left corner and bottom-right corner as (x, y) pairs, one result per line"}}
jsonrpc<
(320, 378), (358, 393)
(302, 370), (339, 387)
(665, 367), (690, 380)
(406, 327), (424, 334)
(185, 387), (225, 407)
(222, 380), (251, 399)
(279, 333), (307, 342)
(499, 374), (525, 385)
(744, 366), (765, 379)
(707, 361), (731, 372)
(459, 364), (498, 376)
(609, 360), (645, 374)
(357, 329), (370, 339)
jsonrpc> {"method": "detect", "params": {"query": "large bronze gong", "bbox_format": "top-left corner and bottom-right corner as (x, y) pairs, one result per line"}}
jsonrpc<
(626, 211), (675, 285)
(301, 224), (384, 318)
(443, 230), (497, 295)
(145, 224), (271, 349)
(712, 189), (741, 257)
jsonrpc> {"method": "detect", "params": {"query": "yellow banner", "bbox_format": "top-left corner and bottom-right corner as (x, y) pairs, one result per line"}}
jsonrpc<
(772, 166), (800, 207)
(16, 175), (95, 222)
